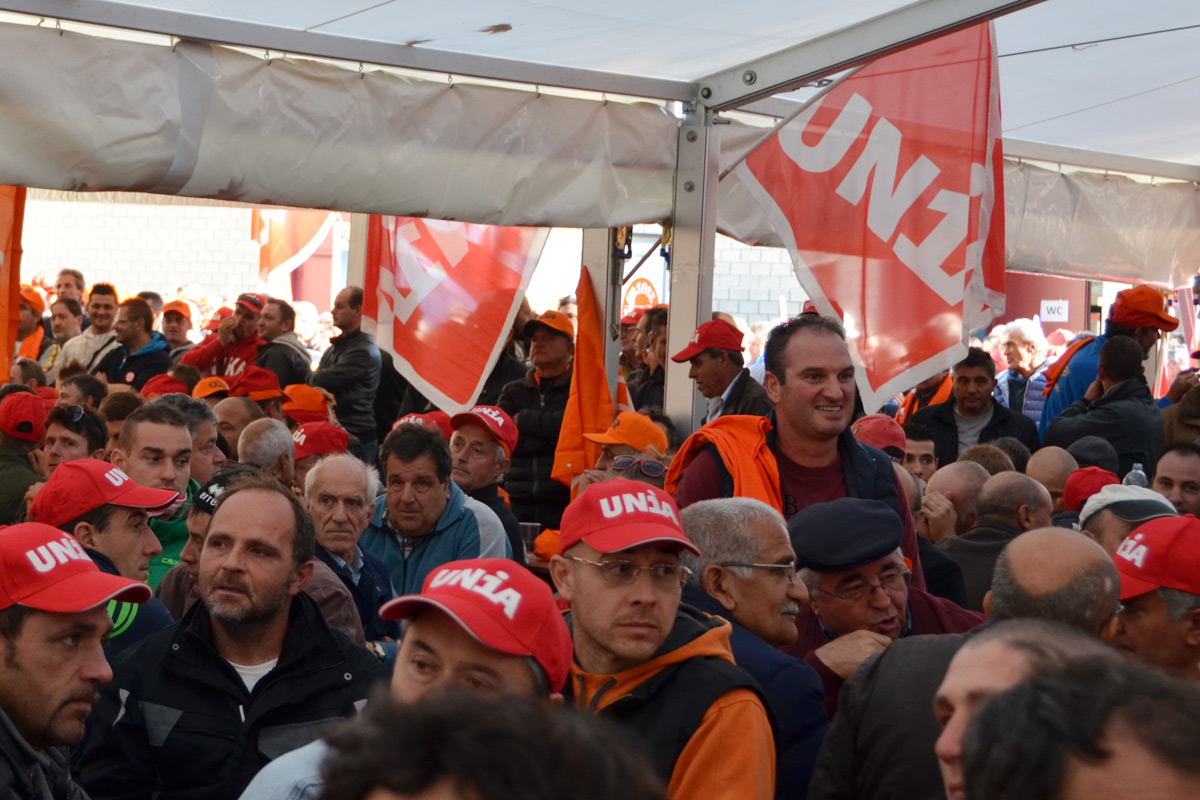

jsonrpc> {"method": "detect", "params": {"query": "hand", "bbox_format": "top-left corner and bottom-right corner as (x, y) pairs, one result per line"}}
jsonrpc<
(917, 490), (957, 543)
(1167, 369), (1199, 404)
(27, 449), (47, 478)
(23, 481), (44, 514)
(813, 630), (892, 679)
(217, 314), (238, 346)
(574, 469), (608, 494)
(1083, 376), (1105, 403)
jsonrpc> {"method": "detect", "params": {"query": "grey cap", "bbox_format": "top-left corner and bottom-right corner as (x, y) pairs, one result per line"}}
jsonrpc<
(1079, 484), (1177, 529)
(1067, 436), (1119, 474)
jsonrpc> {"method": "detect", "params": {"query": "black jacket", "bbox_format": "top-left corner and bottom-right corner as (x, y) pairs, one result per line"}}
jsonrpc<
(0, 705), (87, 800)
(937, 518), (1021, 612)
(256, 333), (312, 389)
(719, 369), (774, 418)
(312, 328), (382, 446)
(497, 367), (572, 527)
(80, 594), (384, 800)
(910, 398), (1040, 468)
(1043, 377), (1162, 479)
(469, 482), (526, 567)
(87, 547), (174, 661)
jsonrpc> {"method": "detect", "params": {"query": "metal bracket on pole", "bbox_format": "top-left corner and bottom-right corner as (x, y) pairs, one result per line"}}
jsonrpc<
(664, 107), (719, 434)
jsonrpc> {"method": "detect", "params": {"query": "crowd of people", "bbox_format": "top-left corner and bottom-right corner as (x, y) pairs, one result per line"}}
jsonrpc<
(2, 270), (1200, 800)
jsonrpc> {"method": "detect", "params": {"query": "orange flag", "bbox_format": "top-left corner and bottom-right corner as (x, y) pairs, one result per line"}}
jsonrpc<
(0, 186), (26, 378)
(552, 266), (614, 491)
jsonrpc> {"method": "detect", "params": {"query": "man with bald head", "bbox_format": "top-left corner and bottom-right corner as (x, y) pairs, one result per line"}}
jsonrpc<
(938, 472), (1054, 611)
(917, 461), (990, 545)
(1025, 446), (1078, 514)
(808, 527), (1120, 800)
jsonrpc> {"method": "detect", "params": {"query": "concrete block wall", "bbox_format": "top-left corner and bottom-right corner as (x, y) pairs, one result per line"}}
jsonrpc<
(712, 235), (807, 324)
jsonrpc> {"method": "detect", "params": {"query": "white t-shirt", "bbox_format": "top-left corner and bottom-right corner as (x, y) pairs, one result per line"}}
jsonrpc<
(227, 657), (279, 693)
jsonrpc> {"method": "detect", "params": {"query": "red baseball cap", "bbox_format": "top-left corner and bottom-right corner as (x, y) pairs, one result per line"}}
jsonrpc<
(228, 366), (292, 402)
(29, 459), (180, 529)
(141, 374), (189, 399)
(620, 307), (647, 326)
(1109, 285), (1179, 332)
(0, 391), (46, 442)
(1114, 515), (1200, 600)
(162, 300), (192, 320)
(1062, 466), (1120, 513)
(35, 386), (58, 413)
(558, 478), (699, 556)
(0, 522), (151, 612)
(851, 414), (906, 456)
(292, 422), (351, 461)
(582, 411), (668, 456)
(379, 558), (573, 693)
(236, 293), (266, 313)
(393, 411), (453, 439)
(672, 319), (744, 363)
(523, 310), (574, 343)
(450, 406), (519, 457)
(283, 384), (330, 424)
(204, 307), (233, 331)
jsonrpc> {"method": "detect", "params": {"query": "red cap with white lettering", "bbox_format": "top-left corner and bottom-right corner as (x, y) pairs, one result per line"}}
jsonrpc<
(29, 459), (180, 529)
(292, 422), (351, 461)
(0, 522), (151, 612)
(1114, 515), (1200, 600)
(378, 558), (572, 693)
(557, 478), (700, 556)
(449, 406), (519, 458)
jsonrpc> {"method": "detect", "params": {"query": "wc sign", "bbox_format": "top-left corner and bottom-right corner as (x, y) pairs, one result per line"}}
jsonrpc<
(1040, 300), (1069, 323)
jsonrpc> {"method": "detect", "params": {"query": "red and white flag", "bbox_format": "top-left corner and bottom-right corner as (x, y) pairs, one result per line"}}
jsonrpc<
(363, 216), (549, 414)
(251, 209), (340, 300)
(733, 23), (1005, 411)
(0, 186), (25, 378)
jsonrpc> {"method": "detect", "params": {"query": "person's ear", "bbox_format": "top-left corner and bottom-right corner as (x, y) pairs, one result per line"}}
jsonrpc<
(89, 448), (106, 460)
(493, 457), (511, 483)
(289, 560), (314, 596)
(702, 565), (737, 612)
(1099, 614), (1120, 644)
(982, 590), (993, 619)
(764, 372), (783, 405)
(110, 448), (127, 471)
(548, 555), (574, 602)
(1184, 608), (1200, 648)
(72, 521), (99, 550)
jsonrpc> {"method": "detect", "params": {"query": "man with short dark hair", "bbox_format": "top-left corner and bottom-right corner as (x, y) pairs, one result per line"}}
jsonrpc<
(257, 298), (312, 388)
(680, 498), (828, 799)
(50, 297), (84, 345)
(80, 475), (383, 799)
(0, 390), (45, 524)
(1044, 335), (1162, 478)
(672, 319), (773, 422)
(60, 283), (120, 373)
(0, 521), (150, 799)
(59, 372), (107, 408)
(41, 402), (107, 474)
(94, 297), (172, 391)
(150, 393), (227, 485)
(360, 425), (509, 595)
(448, 405), (524, 565)
(161, 300), (195, 363)
(903, 422), (939, 481)
(1152, 441), (1200, 516)
(182, 292), (267, 379)
(550, 480), (777, 799)
(910, 347), (1040, 467)
(311, 287), (381, 465)
(9, 356), (47, 389)
(214, 396), (265, 462)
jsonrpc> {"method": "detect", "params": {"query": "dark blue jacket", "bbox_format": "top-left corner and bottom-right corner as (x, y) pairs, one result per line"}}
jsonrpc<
(314, 544), (400, 642)
(88, 547), (174, 661)
(683, 585), (828, 799)
(93, 332), (172, 391)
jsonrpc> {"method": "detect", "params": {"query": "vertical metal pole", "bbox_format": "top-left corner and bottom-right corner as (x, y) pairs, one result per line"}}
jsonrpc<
(665, 106), (719, 433)
(581, 228), (622, 406)
(346, 212), (369, 291)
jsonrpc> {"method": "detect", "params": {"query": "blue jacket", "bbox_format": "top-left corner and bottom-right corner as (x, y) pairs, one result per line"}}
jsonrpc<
(683, 585), (828, 800)
(993, 363), (1049, 425)
(314, 544), (399, 642)
(93, 331), (172, 391)
(359, 482), (512, 595)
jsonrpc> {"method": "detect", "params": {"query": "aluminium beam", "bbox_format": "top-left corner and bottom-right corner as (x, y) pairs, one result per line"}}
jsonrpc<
(0, 1), (694, 101)
(1003, 140), (1200, 184)
(697, 0), (1048, 110)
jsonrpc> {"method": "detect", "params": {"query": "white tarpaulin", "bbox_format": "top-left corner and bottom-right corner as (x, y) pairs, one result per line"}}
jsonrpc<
(0, 22), (676, 228)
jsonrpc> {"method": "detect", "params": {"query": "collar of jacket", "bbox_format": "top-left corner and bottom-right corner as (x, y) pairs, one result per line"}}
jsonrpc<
(1093, 376), (1155, 407)
(0, 700), (60, 794)
(330, 328), (369, 346)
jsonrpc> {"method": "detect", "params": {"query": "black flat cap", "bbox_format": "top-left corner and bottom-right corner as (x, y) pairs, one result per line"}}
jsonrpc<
(787, 498), (903, 572)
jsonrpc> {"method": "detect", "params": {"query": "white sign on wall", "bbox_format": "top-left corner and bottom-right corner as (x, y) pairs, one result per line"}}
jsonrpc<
(1040, 299), (1069, 322)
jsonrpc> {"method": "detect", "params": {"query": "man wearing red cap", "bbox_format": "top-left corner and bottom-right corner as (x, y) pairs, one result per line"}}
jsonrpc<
(449, 406), (524, 565)
(312, 287), (382, 465)
(238, 557), (574, 800)
(549, 479), (776, 799)
(1111, 515), (1200, 682)
(14, 285), (61, 384)
(0, 389), (46, 525)
(498, 309), (575, 529)
(292, 420), (351, 490)
(182, 292), (267, 379)
(93, 297), (173, 391)
(1040, 284), (1190, 437)
(673, 319), (773, 423)
(619, 308), (645, 377)
(228, 365), (292, 422)
(0, 522), (151, 799)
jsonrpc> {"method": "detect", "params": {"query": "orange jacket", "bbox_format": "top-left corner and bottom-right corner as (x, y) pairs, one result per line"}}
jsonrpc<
(895, 374), (952, 425)
(665, 415), (782, 510)
(570, 610), (776, 799)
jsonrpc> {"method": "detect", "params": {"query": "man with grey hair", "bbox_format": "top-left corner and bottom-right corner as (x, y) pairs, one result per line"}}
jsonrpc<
(808, 527), (1120, 800)
(993, 318), (1049, 424)
(938, 472), (1054, 611)
(679, 498), (828, 798)
(305, 453), (398, 654)
(238, 418), (295, 486)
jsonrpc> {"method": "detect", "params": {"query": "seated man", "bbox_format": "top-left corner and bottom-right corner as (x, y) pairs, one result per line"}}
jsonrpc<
(1078, 484), (1176, 556)
(28, 459), (178, 658)
(93, 297), (172, 391)
(214, 396), (265, 462)
(41, 402), (107, 475)
(578, 410), (669, 493)
(360, 425), (510, 595)
(680, 498), (828, 799)
(0, 389), (45, 525)
(58, 372), (108, 409)
(150, 393), (227, 487)
(549, 479), (777, 799)
(228, 365), (292, 422)
(786, 498), (984, 716)
(671, 318), (773, 422)
(80, 474), (384, 799)
(0, 522), (151, 798)
(292, 420), (350, 491)
(448, 405), (524, 564)
(918, 460), (990, 545)
(238, 418), (296, 486)
(1151, 441), (1200, 516)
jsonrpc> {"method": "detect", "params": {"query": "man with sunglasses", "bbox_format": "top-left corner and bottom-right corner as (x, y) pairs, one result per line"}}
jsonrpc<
(182, 292), (268, 379)
(578, 410), (669, 492)
(550, 479), (776, 799)
(784, 498), (984, 717)
(42, 403), (107, 475)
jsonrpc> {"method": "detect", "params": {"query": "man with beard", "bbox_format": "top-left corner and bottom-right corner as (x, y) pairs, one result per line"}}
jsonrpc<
(80, 474), (382, 800)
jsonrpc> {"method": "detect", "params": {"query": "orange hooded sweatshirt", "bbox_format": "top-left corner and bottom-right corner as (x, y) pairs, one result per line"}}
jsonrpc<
(569, 608), (776, 799)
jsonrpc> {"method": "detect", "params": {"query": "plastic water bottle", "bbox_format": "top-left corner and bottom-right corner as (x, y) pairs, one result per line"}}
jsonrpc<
(1123, 463), (1149, 487)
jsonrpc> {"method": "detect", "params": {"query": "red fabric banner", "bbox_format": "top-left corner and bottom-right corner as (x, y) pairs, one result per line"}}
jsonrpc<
(362, 216), (548, 413)
(252, 209), (338, 300)
(0, 186), (25, 379)
(734, 23), (1005, 411)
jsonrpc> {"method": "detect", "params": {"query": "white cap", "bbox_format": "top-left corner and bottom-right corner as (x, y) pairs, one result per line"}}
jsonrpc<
(1079, 484), (1177, 529)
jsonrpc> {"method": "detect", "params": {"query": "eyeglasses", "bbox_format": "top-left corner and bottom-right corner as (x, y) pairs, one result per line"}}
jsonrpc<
(564, 556), (690, 589)
(610, 455), (668, 479)
(813, 569), (911, 603)
(718, 562), (797, 583)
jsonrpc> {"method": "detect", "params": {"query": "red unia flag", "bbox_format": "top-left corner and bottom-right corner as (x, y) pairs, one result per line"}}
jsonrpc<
(251, 209), (339, 300)
(0, 186), (25, 377)
(362, 216), (549, 413)
(733, 23), (1005, 411)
